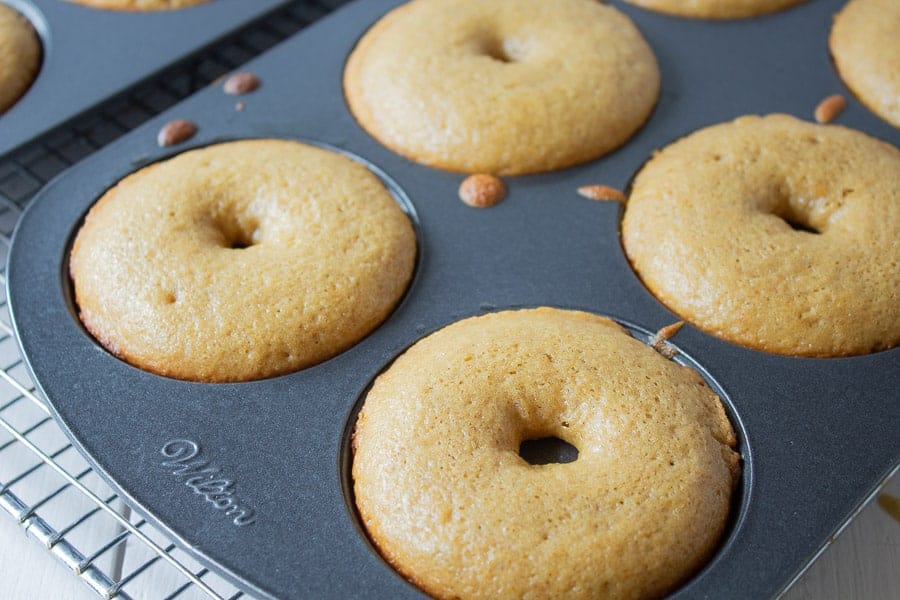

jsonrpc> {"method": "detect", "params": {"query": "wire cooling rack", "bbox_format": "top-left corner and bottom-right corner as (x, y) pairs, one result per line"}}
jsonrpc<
(0, 2), (346, 598)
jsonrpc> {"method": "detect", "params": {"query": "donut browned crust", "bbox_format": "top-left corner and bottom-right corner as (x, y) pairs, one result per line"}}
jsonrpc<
(622, 114), (900, 357)
(70, 140), (417, 382)
(624, 0), (808, 19)
(344, 0), (660, 175)
(830, 0), (900, 128)
(353, 308), (740, 600)
(0, 3), (40, 115)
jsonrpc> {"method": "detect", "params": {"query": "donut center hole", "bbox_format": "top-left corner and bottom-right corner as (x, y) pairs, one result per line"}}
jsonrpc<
(228, 237), (253, 250)
(519, 436), (578, 465)
(479, 36), (523, 64)
(778, 213), (820, 234)
(214, 212), (260, 249)
(772, 205), (821, 235)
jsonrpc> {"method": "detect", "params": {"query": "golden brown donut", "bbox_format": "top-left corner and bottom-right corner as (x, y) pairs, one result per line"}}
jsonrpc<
(623, 0), (808, 19)
(344, 0), (660, 175)
(830, 0), (900, 128)
(0, 3), (40, 115)
(353, 307), (740, 600)
(622, 114), (900, 357)
(70, 140), (417, 382)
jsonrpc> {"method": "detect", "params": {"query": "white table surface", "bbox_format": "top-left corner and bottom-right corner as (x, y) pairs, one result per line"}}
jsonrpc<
(0, 471), (896, 599)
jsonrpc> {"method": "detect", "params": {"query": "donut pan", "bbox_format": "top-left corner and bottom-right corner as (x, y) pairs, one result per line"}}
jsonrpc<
(7, 0), (900, 598)
(0, 0), (294, 157)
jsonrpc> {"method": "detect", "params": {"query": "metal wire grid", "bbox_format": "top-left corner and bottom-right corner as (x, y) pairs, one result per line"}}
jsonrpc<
(0, 2), (346, 597)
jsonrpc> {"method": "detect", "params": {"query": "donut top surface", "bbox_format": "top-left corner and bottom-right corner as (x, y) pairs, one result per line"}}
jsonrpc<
(622, 114), (900, 357)
(623, 0), (808, 19)
(344, 0), (660, 175)
(353, 307), (740, 600)
(830, 0), (900, 128)
(69, 139), (417, 382)
(65, 0), (209, 10)
(0, 3), (40, 115)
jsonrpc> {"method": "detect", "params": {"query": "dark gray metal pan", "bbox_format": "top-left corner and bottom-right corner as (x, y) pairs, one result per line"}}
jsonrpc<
(7, 0), (900, 598)
(0, 0), (293, 157)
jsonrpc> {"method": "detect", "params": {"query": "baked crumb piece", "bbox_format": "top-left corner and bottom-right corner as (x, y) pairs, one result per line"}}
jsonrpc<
(157, 119), (197, 147)
(650, 321), (685, 358)
(577, 184), (627, 203)
(223, 72), (261, 95)
(814, 94), (847, 123)
(459, 174), (507, 208)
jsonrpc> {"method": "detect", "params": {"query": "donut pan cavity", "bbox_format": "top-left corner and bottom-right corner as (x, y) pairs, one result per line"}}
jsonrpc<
(0, 0), (294, 157)
(7, 0), (899, 598)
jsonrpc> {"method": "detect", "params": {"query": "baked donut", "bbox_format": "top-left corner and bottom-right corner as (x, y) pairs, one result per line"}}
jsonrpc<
(830, 0), (900, 128)
(623, 0), (808, 19)
(353, 307), (740, 600)
(0, 3), (40, 115)
(69, 140), (416, 382)
(344, 0), (660, 175)
(66, 0), (208, 10)
(622, 114), (900, 357)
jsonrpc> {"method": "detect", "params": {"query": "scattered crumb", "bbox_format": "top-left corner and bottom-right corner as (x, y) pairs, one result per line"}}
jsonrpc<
(235, 102), (245, 111)
(157, 119), (197, 147)
(223, 71), (261, 95)
(877, 493), (900, 522)
(577, 184), (627, 203)
(814, 94), (847, 124)
(649, 321), (685, 358)
(459, 174), (507, 208)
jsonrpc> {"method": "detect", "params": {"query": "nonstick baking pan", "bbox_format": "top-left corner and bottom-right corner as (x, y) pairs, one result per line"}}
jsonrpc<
(7, 0), (900, 598)
(0, 0), (294, 157)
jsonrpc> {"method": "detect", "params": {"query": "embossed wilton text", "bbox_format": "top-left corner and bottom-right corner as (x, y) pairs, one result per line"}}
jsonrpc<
(160, 439), (256, 526)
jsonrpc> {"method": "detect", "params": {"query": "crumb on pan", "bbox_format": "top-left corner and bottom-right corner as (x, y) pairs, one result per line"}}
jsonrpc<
(650, 321), (685, 358)
(223, 72), (261, 95)
(814, 94), (847, 123)
(459, 174), (507, 208)
(157, 119), (197, 147)
(577, 184), (627, 203)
